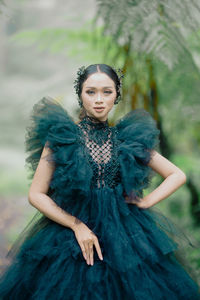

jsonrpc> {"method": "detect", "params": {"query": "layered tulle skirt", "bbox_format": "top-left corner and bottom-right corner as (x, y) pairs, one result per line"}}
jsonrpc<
(0, 183), (199, 300)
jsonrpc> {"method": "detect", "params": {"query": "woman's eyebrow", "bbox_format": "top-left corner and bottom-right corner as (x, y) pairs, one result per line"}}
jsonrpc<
(85, 86), (113, 88)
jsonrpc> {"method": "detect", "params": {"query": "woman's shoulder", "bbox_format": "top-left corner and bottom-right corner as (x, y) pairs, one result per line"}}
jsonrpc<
(114, 108), (160, 149)
(25, 96), (94, 190)
(29, 96), (78, 129)
(25, 96), (82, 179)
(115, 108), (158, 130)
(27, 96), (84, 147)
(113, 108), (160, 195)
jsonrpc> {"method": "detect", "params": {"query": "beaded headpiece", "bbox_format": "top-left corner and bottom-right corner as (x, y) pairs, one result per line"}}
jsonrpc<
(73, 65), (124, 107)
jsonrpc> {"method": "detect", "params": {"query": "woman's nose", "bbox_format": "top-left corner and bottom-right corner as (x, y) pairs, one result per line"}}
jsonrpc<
(96, 92), (102, 102)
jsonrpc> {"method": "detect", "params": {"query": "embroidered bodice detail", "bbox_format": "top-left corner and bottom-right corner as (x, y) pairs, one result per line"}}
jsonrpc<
(77, 115), (121, 189)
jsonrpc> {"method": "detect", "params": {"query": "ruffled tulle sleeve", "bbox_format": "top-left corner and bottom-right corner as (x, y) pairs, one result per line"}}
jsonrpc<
(115, 108), (160, 196)
(25, 96), (93, 194)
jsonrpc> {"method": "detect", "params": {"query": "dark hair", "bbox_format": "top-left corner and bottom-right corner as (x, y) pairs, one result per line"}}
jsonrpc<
(76, 64), (121, 120)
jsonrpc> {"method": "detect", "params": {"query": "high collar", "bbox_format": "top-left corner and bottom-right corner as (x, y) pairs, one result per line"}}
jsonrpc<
(81, 114), (109, 128)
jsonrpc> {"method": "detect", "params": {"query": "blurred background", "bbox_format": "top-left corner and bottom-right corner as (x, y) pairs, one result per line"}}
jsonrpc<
(0, 0), (200, 282)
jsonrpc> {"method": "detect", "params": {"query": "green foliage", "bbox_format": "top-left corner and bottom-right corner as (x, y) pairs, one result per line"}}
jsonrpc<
(95, 0), (200, 70)
(10, 21), (117, 61)
(0, 169), (29, 197)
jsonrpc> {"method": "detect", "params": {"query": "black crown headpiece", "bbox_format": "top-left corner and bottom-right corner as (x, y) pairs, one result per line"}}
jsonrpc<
(73, 65), (124, 107)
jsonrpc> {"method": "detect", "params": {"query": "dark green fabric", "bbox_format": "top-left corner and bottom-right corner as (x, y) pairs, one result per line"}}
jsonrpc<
(0, 97), (199, 299)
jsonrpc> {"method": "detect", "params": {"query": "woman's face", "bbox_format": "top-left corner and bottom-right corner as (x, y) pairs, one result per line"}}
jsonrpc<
(81, 72), (117, 121)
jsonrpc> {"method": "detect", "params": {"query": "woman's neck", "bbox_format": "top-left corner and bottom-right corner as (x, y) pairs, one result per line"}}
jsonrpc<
(84, 114), (108, 123)
(78, 114), (109, 129)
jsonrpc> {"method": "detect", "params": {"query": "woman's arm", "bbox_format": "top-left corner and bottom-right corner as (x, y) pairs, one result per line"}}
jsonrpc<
(131, 150), (186, 209)
(28, 145), (81, 231)
(28, 145), (104, 265)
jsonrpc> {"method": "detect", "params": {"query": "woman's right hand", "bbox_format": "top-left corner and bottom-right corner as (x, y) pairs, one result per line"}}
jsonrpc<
(72, 221), (103, 265)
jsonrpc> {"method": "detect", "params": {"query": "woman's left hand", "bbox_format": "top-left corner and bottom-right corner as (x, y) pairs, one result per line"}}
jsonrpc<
(124, 195), (151, 209)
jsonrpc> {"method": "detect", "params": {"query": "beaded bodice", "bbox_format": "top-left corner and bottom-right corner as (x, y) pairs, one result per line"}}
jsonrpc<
(77, 115), (121, 189)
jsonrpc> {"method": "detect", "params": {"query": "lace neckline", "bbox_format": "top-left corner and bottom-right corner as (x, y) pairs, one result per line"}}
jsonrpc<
(81, 114), (109, 128)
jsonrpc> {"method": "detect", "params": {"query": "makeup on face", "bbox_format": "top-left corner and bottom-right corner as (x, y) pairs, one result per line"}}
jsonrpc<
(81, 73), (117, 121)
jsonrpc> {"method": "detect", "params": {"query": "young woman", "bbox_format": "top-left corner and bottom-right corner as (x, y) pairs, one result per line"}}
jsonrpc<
(0, 63), (199, 299)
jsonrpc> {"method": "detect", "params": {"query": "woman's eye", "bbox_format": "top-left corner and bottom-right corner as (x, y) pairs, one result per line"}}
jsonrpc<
(86, 90), (112, 95)
(86, 90), (94, 94)
(105, 91), (112, 94)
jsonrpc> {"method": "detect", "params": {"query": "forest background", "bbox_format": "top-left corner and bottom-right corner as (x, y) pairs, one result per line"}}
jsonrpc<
(0, 0), (200, 283)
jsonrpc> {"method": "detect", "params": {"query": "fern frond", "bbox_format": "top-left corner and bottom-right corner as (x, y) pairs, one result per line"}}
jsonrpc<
(95, 0), (200, 69)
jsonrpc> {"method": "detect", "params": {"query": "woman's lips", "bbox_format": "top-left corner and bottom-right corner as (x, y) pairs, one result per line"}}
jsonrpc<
(94, 107), (105, 112)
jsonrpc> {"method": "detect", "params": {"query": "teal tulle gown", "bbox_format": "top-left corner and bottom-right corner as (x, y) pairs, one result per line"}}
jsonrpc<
(0, 97), (200, 300)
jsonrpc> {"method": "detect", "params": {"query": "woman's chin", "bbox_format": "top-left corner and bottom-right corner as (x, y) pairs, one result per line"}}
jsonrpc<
(91, 110), (108, 121)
